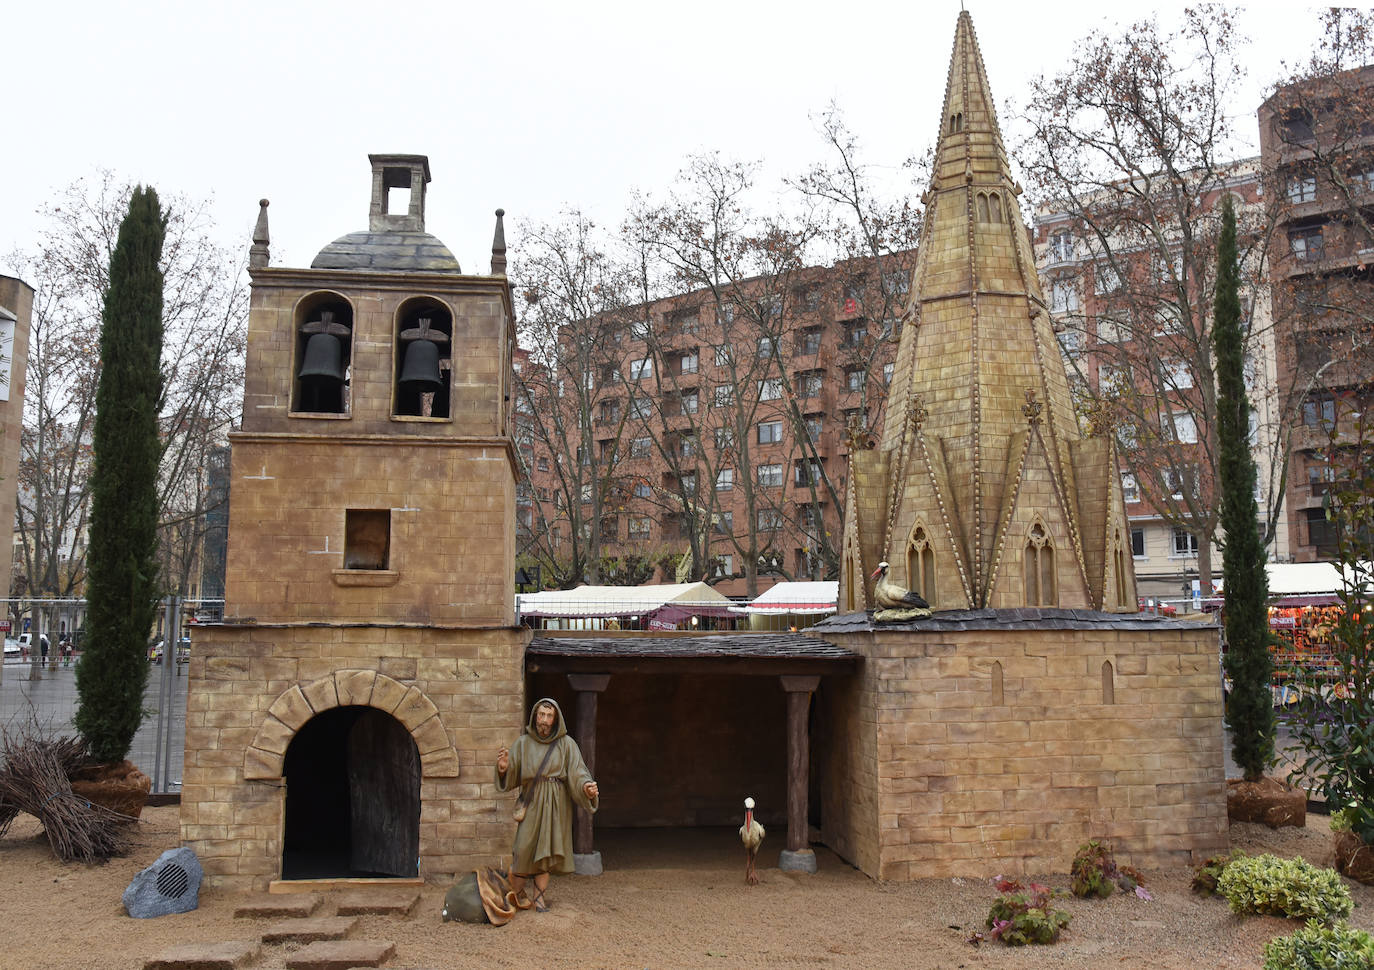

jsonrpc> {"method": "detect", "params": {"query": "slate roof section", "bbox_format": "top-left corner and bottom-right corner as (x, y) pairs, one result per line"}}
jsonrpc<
(527, 633), (860, 662)
(312, 230), (462, 272)
(814, 608), (1218, 634)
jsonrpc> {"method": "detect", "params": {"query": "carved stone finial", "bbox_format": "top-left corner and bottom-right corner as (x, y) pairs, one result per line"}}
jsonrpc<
(491, 208), (508, 276)
(910, 394), (929, 431)
(1021, 388), (1043, 425)
(249, 199), (270, 269)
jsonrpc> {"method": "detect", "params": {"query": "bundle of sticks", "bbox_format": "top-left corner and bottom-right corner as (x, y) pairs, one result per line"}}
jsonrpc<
(0, 723), (132, 862)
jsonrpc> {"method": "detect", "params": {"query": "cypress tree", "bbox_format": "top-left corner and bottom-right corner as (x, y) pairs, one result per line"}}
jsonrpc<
(1214, 195), (1274, 780)
(75, 186), (166, 765)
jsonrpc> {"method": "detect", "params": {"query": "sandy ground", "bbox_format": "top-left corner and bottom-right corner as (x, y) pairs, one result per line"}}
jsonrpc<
(0, 806), (1371, 970)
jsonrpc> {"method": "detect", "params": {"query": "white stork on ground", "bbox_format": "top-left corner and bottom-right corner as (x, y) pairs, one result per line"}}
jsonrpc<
(740, 796), (765, 885)
(871, 561), (930, 611)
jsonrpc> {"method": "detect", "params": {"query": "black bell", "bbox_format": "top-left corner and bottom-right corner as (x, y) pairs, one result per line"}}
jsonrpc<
(298, 333), (345, 383)
(400, 339), (442, 392)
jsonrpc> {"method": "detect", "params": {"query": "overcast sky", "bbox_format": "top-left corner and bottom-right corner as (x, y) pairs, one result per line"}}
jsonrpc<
(0, 1), (1329, 282)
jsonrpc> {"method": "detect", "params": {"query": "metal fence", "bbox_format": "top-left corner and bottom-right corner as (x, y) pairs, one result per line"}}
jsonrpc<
(0, 597), (218, 794)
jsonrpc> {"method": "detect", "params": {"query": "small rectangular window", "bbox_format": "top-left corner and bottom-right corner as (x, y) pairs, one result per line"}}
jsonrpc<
(345, 509), (391, 570)
(1130, 528), (1146, 557)
(758, 420), (783, 444)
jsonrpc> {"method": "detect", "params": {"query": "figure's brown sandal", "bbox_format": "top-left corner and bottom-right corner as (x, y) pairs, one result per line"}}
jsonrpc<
(531, 888), (550, 913)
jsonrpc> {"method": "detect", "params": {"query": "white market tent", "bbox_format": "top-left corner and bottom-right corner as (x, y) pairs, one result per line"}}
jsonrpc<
(731, 581), (838, 616)
(1209, 561), (1355, 607)
(515, 582), (736, 630)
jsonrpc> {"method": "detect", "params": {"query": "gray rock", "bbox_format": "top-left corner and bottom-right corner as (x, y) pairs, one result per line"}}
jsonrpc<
(124, 847), (203, 918)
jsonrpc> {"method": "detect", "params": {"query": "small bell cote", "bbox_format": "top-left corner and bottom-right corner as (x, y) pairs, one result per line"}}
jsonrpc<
(369, 154), (431, 233)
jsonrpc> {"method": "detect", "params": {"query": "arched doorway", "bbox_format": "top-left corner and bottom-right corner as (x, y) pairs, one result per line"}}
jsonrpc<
(281, 705), (421, 879)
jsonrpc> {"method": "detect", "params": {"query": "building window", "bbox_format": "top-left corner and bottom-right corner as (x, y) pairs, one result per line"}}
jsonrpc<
(680, 434), (697, 457)
(1163, 468), (1187, 500)
(1287, 176), (1317, 204)
(798, 371), (823, 398)
(757, 336), (780, 358)
(1307, 507), (1338, 553)
(758, 379), (782, 401)
(757, 463), (782, 487)
(629, 357), (653, 379)
(716, 553), (734, 576)
(634, 480), (652, 498)
(1155, 251), (1182, 283)
(1302, 395), (1336, 428)
(716, 468), (734, 491)
(713, 384), (735, 408)
(1096, 309), (1128, 343)
(1116, 422), (1139, 449)
(1307, 462), (1334, 497)
(1130, 528), (1146, 558)
(1171, 528), (1199, 556)
(843, 322), (867, 347)
(600, 516), (618, 541)
(1165, 411), (1198, 444)
(803, 414), (823, 442)
(630, 436), (651, 458)
(579, 483), (593, 504)
(680, 390), (698, 415)
(797, 327), (822, 355)
(845, 368), (864, 392)
(537, 456), (550, 473)
(758, 420), (783, 444)
(1162, 359), (1193, 390)
(1352, 166), (1374, 193)
(629, 516), (651, 538)
(1058, 329), (1083, 356)
(1121, 473), (1139, 504)
(794, 459), (822, 486)
(717, 304), (736, 325)
(1290, 226), (1325, 261)
(679, 472), (697, 493)
(715, 426), (736, 450)
(1024, 521), (1056, 606)
(626, 396), (650, 420)
(714, 344), (731, 367)
(1095, 262), (1123, 294)
(883, 270), (910, 297)
(344, 509), (390, 570)
(680, 351), (699, 375)
(1049, 230), (1075, 263)
(716, 510), (734, 534)
(757, 509), (783, 530)
(599, 399), (621, 424)
(883, 362), (894, 384)
(1050, 279), (1079, 314)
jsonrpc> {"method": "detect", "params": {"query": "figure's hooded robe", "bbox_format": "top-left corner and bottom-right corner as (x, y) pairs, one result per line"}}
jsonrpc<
(496, 697), (599, 874)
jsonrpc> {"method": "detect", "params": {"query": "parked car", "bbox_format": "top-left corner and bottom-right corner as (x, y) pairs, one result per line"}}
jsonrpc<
(2, 638), (18, 660)
(149, 636), (191, 664)
(18, 633), (49, 658)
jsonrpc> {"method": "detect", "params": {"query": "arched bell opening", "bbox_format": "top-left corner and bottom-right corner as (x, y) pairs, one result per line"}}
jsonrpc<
(292, 292), (354, 415)
(281, 705), (421, 880)
(393, 296), (453, 419)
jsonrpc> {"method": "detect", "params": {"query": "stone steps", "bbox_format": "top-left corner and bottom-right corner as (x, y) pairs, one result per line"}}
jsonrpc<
(145, 889), (422, 969)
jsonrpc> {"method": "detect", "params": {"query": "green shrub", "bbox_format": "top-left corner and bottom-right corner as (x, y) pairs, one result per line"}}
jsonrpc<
(1262, 921), (1374, 970)
(984, 884), (1070, 946)
(1216, 853), (1352, 922)
(1192, 849), (1246, 895)
(1331, 807), (1356, 834)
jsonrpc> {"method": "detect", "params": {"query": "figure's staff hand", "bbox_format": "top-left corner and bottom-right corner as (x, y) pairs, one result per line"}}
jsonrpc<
(497, 747), (509, 774)
(584, 781), (598, 800)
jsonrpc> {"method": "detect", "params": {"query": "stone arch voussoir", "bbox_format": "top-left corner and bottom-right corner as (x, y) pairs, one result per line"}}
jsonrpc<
(245, 668), (460, 780)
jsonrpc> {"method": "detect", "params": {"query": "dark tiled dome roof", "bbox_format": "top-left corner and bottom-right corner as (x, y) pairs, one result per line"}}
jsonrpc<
(311, 230), (461, 273)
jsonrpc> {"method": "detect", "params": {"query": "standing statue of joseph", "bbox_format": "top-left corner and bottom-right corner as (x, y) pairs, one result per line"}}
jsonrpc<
(496, 697), (599, 912)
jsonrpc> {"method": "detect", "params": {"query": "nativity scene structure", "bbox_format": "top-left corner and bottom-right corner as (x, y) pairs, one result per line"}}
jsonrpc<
(813, 11), (1228, 878)
(178, 12), (1227, 892)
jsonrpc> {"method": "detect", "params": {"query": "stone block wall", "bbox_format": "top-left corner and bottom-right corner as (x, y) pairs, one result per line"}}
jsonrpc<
(181, 624), (526, 890)
(0, 276), (32, 606)
(221, 437), (515, 626)
(819, 616), (1228, 879)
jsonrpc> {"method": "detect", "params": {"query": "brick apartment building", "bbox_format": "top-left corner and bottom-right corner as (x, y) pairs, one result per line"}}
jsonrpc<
(514, 252), (915, 596)
(1260, 64), (1374, 562)
(1030, 160), (1288, 603)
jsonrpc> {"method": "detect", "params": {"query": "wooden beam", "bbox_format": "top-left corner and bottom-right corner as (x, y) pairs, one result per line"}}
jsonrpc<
(568, 674), (611, 856)
(779, 675), (820, 854)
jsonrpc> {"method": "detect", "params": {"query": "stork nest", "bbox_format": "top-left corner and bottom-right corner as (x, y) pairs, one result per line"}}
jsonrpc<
(874, 606), (933, 622)
(0, 716), (134, 862)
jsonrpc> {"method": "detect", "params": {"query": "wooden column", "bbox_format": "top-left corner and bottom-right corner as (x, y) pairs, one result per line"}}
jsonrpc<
(568, 673), (610, 855)
(780, 675), (820, 854)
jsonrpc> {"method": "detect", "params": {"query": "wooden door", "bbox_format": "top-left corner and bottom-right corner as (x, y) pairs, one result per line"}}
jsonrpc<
(347, 708), (421, 876)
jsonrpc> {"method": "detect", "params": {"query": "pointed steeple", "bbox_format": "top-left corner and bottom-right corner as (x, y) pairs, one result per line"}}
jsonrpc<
(842, 11), (1137, 614)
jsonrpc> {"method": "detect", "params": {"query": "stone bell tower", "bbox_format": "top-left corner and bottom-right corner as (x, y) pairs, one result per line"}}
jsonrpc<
(182, 155), (527, 890)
